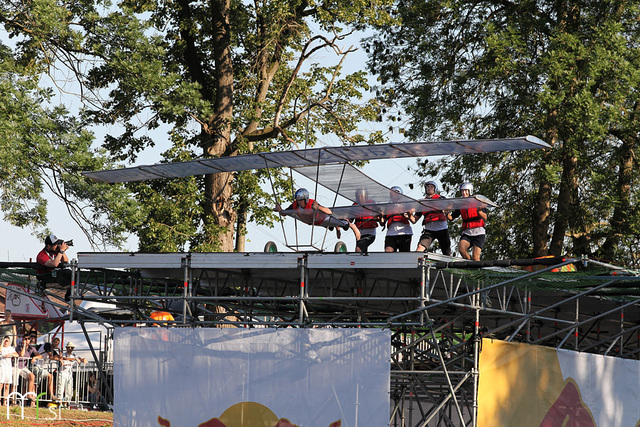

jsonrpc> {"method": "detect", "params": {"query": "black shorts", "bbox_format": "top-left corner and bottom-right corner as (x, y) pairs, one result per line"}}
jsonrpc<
(356, 234), (376, 253)
(460, 233), (486, 249)
(384, 235), (412, 252)
(418, 228), (451, 256)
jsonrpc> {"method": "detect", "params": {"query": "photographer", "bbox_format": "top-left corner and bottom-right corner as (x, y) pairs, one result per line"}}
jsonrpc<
(36, 234), (73, 301)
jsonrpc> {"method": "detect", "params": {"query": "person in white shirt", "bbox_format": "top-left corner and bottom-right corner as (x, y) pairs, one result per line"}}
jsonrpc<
(382, 186), (416, 252)
(56, 342), (86, 403)
(37, 337), (61, 402)
(415, 181), (452, 255)
(0, 335), (18, 406)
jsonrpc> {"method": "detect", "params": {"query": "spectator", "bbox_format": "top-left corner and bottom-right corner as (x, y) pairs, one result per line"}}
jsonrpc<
(87, 372), (106, 409)
(0, 311), (17, 346)
(0, 335), (18, 406)
(16, 332), (41, 406)
(37, 337), (61, 402)
(57, 341), (86, 404)
(36, 234), (72, 301)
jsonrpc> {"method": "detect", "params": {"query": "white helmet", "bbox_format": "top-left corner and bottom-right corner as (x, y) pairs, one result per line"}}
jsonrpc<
(390, 186), (403, 194)
(424, 181), (438, 192)
(460, 182), (474, 195)
(294, 188), (309, 202)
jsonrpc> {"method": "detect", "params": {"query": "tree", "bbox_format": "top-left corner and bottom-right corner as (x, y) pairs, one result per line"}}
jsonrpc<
(367, 0), (640, 267)
(0, 44), (140, 249)
(1, 0), (393, 252)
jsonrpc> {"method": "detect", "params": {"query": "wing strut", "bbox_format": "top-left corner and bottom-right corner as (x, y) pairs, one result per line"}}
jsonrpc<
(265, 156), (290, 249)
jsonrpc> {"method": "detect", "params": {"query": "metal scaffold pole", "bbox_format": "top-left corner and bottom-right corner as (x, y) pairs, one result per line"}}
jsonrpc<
(472, 287), (480, 427)
(3, 251), (634, 426)
(182, 255), (190, 325)
(298, 255), (307, 325)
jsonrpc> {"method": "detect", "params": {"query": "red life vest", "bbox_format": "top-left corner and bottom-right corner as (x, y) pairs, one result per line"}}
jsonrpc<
(385, 213), (409, 227)
(421, 194), (447, 224)
(461, 208), (485, 229)
(353, 201), (378, 229)
(292, 198), (326, 225)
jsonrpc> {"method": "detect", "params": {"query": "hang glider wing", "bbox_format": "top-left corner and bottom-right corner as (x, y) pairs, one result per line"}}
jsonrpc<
(292, 163), (497, 207)
(280, 195), (497, 223)
(82, 136), (549, 183)
(328, 195), (498, 219)
(281, 160), (497, 222)
(293, 163), (412, 204)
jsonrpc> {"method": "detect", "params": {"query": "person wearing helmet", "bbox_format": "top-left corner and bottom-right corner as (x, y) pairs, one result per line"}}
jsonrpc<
(450, 182), (487, 261)
(414, 181), (452, 256)
(350, 189), (380, 254)
(275, 188), (361, 241)
(382, 186), (416, 252)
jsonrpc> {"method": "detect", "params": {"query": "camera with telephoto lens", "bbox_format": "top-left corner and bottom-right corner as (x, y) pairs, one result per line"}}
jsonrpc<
(55, 239), (73, 253)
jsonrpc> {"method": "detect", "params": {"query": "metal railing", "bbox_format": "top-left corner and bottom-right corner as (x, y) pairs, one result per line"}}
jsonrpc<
(6, 357), (112, 409)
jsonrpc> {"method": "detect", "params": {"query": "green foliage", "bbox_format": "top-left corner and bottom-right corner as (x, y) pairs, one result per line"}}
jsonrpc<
(0, 48), (141, 248)
(129, 177), (202, 252)
(369, 0), (640, 267)
(1, 0), (395, 252)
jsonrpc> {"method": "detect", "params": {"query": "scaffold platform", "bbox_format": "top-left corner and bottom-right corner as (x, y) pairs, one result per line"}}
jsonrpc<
(73, 252), (640, 349)
(2, 251), (639, 426)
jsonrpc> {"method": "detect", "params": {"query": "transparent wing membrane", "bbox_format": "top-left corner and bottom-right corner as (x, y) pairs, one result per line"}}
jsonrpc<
(83, 136), (549, 183)
(293, 163), (417, 204)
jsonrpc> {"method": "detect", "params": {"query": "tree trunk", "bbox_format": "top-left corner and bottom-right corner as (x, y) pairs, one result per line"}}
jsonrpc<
(532, 124), (558, 257)
(601, 135), (635, 259)
(235, 203), (247, 252)
(532, 177), (552, 257)
(202, 0), (235, 252)
(549, 152), (578, 255)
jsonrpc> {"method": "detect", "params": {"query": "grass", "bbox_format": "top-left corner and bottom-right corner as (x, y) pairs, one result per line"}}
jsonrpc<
(0, 406), (113, 426)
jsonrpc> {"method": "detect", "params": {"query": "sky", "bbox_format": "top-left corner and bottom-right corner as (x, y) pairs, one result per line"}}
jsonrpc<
(1, 145), (432, 261)
(0, 22), (444, 262)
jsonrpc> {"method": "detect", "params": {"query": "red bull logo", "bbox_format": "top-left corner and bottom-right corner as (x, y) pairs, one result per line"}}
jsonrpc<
(158, 401), (341, 427)
(540, 381), (596, 427)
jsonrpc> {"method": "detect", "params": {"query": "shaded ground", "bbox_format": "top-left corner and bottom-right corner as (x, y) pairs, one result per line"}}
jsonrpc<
(0, 407), (113, 426)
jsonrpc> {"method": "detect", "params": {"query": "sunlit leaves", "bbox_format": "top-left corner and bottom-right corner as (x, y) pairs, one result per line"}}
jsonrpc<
(369, 0), (640, 266)
(0, 51), (141, 248)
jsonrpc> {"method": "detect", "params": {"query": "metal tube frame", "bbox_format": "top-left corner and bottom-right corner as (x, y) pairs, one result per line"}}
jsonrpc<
(20, 253), (639, 426)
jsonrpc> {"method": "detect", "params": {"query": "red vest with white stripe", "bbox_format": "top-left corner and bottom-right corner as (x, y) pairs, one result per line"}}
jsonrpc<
(421, 194), (447, 224)
(385, 213), (409, 227)
(353, 201), (378, 229)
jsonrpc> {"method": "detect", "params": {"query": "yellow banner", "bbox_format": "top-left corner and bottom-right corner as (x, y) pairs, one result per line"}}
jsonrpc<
(478, 339), (599, 427)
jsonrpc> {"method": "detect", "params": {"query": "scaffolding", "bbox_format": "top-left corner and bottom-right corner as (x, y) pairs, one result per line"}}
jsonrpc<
(1, 252), (639, 425)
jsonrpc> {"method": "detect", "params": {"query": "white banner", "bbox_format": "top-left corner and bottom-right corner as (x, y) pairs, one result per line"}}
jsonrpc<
(478, 339), (640, 426)
(114, 328), (390, 427)
(556, 348), (640, 426)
